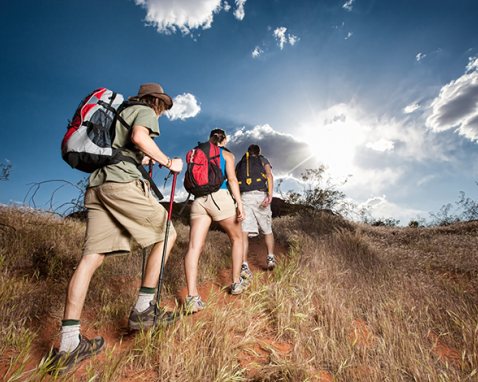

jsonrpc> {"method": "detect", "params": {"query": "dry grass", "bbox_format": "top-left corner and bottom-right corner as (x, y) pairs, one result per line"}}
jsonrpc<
(1, 206), (477, 381)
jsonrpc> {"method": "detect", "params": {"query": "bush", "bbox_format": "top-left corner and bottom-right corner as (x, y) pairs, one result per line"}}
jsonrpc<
(278, 166), (350, 216)
(0, 160), (11, 181)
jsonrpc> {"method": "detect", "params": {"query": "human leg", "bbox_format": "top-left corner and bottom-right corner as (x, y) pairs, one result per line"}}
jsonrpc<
(253, 199), (275, 270)
(60, 254), (105, 352)
(49, 254), (106, 375)
(218, 216), (243, 285)
(240, 232), (253, 279)
(264, 232), (275, 256)
(128, 231), (178, 330)
(63, 253), (105, 321)
(264, 233), (276, 270)
(242, 231), (249, 263)
(142, 229), (177, 289)
(184, 215), (211, 297)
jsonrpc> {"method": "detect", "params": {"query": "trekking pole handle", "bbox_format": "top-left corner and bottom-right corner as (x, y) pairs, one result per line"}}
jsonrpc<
(148, 160), (153, 178)
(168, 172), (178, 220)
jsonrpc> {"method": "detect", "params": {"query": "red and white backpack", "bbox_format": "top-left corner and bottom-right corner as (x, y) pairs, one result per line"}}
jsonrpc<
(61, 88), (131, 173)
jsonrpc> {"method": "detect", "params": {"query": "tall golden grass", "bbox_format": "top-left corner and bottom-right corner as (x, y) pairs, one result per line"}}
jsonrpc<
(0, 206), (477, 381)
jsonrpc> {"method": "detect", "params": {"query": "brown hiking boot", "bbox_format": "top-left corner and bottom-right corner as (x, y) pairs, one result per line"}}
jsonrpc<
(47, 335), (105, 375)
(129, 301), (179, 331)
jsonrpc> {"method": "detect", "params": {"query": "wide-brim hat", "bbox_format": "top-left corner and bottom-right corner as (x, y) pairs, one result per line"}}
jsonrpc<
(137, 83), (173, 109)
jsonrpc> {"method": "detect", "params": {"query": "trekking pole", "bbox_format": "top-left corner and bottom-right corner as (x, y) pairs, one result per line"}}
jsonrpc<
(154, 170), (178, 325)
(141, 161), (154, 284)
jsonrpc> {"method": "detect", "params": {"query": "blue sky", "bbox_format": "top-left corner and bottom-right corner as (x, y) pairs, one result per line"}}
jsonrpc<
(1, 0), (478, 224)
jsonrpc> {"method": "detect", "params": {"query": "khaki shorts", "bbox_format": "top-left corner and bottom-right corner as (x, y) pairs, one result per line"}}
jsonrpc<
(83, 179), (174, 256)
(241, 190), (272, 236)
(190, 189), (236, 221)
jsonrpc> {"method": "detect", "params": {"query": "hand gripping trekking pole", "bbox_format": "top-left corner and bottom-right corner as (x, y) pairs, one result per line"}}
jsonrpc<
(154, 171), (178, 326)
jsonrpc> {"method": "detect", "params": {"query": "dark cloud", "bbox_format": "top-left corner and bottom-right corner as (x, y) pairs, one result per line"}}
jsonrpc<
(228, 125), (319, 177)
(434, 83), (478, 127)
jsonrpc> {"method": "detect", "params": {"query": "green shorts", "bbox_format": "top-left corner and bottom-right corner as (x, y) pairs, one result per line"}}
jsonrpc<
(83, 179), (174, 256)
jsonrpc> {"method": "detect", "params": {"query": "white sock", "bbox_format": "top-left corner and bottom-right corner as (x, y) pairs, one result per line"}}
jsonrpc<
(134, 292), (155, 312)
(59, 324), (80, 353)
(242, 261), (249, 268)
(267, 254), (275, 258)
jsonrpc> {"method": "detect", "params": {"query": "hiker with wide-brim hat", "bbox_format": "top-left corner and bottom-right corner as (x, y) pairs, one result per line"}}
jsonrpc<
(183, 129), (247, 314)
(47, 82), (183, 375)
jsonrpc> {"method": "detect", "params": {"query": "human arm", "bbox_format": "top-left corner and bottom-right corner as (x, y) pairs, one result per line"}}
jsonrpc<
(223, 150), (244, 221)
(262, 163), (274, 206)
(130, 125), (183, 173)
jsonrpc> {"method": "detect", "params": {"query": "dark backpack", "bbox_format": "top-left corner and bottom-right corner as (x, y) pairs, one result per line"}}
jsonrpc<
(184, 142), (225, 197)
(235, 152), (268, 193)
(61, 88), (136, 173)
(61, 88), (164, 199)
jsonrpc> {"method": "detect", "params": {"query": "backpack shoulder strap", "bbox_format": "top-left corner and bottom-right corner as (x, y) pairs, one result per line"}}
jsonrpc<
(114, 101), (148, 130)
(118, 155), (164, 200)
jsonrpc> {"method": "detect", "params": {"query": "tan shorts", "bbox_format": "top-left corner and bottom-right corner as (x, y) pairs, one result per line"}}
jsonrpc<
(190, 189), (236, 221)
(83, 179), (174, 256)
(241, 191), (272, 236)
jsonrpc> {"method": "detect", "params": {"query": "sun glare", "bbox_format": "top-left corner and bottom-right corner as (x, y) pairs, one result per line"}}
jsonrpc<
(301, 104), (366, 177)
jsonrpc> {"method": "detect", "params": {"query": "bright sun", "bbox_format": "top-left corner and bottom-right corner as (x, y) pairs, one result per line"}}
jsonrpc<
(301, 104), (366, 178)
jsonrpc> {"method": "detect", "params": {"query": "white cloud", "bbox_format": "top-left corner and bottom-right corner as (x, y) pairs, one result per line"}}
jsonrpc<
(417, 174), (436, 187)
(466, 57), (478, 72)
(366, 139), (395, 152)
(403, 102), (421, 114)
(252, 46), (263, 58)
(342, 0), (355, 11)
(358, 195), (425, 224)
(273, 27), (299, 50)
(416, 52), (426, 62)
(426, 57), (478, 142)
(223, 1), (231, 11)
(297, 102), (454, 201)
(288, 34), (299, 46)
(134, 0), (245, 35)
(345, 31), (353, 40)
(233, 0), (246, 21)
(166, 93), (201, 121)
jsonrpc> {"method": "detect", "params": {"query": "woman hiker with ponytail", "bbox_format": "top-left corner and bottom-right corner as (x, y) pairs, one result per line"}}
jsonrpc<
(183, 129), (247, 314)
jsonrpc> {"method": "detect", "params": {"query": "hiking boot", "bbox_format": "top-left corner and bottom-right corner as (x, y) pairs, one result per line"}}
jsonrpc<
(266, 255), (276, 270)
(230, 277), (249, 295)
(129, 301), (178, 331)
(240, 263), (253, 280)
(47, 335), (105, 375)
(184, 295), (206, 314)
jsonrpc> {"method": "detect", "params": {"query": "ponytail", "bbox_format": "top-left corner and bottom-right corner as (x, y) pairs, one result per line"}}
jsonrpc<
(209, 129), (226, 145)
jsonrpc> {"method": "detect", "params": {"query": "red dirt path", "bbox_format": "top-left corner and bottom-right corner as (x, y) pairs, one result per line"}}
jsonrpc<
(4, 238), (293, 381)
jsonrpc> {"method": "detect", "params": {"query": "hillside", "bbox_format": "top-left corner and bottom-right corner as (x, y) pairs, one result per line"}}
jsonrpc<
(0, 206), (477, 381)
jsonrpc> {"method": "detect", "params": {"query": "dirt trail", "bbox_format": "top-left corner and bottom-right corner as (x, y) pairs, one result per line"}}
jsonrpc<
(14, 237), (288, 380)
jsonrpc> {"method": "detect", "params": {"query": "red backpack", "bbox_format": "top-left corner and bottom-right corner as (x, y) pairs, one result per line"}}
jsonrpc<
(184, 142), (225, 197)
